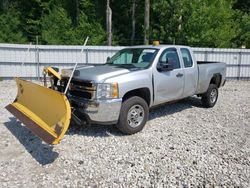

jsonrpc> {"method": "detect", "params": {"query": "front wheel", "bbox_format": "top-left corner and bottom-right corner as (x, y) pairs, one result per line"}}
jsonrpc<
(201, 84), (218, 108)
(116, 96), (149, 134)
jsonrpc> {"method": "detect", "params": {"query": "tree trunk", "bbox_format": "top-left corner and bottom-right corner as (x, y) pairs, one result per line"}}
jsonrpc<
(75, 0), (79, 26)
(106, 0), (112, 46)
(131, 0), (136, 45)
(177, 10), (183, 44)
(65, 0), (79, 27)
(144, 0), (150, 45)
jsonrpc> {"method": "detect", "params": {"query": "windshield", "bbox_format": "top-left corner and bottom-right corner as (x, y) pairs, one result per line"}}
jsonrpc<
(106, 48), (158, 69)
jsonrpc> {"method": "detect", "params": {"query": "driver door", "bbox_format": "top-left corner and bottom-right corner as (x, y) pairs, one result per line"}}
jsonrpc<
(153, 48), (184, 105)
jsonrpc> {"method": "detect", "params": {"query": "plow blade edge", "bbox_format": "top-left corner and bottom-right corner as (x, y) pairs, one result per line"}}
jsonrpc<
(5, 78), (71, 144)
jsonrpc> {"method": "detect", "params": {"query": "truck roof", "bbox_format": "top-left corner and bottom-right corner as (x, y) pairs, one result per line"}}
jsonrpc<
(125, 44), (191, 50)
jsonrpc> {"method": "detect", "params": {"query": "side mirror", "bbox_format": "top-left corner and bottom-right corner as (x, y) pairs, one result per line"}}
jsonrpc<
(106, 56), (111, 63)
(157, 61), (174, 72)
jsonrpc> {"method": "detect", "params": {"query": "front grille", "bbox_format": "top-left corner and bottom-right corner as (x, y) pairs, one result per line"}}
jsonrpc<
(71, 80), (93, 89)
(69, 80), (95, 100)
(70, 90), (92, 99)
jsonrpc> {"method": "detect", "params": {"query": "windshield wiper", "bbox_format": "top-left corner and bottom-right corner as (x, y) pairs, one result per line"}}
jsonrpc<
(106, 64), (136, 68)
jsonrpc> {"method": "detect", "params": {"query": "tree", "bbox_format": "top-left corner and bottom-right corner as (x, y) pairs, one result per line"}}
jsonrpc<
(74, 13), (106, 45)
(151, 0), (238, 47)
(185, 0), (238, 47)
(0, 0), (249, 47)
(0, 10), (27, 43)
(41, 7), (75, 44)
(17, 0), (45, 42)
(110, 0), (139, 45)
(233, 0), (250, 48)
(233, 0), (250, 14)
(233, 12), (250, 48)
(151, 0), (188, 44)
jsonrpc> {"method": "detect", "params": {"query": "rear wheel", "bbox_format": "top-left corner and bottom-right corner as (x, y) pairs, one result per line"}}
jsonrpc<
(201, 84), (218, 108)
(116, 96), (149, 134)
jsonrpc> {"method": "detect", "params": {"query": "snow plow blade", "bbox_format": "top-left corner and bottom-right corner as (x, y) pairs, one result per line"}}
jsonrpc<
(5, 78), (71, 145)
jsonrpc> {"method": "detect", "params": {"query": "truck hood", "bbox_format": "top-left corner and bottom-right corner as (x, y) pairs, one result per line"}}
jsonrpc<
(72, 64), (137, 82)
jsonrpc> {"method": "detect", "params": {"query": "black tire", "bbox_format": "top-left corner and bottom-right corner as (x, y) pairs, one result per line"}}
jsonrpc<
(201, 84), (218, 108)
(116, 96), (149, 134)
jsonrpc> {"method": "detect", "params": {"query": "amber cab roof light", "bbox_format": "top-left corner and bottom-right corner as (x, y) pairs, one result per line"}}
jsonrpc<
(153, 41), (160, 46)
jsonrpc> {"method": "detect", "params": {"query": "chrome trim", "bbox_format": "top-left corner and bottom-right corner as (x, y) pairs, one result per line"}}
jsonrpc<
(69, 97), (122, 123)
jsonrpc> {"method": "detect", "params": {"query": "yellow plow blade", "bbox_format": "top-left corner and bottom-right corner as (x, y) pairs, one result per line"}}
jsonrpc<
(5, 78), (71, 145)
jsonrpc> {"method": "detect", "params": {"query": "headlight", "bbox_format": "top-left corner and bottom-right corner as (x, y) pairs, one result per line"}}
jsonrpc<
(96, 83), (119, 99)
(61, 69), (73, 77)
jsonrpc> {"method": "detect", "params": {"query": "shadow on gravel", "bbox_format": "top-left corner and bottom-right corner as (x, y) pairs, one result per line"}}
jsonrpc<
(4, 117), (59, 165)
(67, 123), (124, 137)
(67, 97), (203, 137)
(149, 97), (203, 120)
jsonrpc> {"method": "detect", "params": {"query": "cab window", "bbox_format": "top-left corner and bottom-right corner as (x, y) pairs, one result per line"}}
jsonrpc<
(158, 48), (180, 69)
(106, 48), (158, 69)
(112, 51), (133, 64)
(181, 48), (193, 68)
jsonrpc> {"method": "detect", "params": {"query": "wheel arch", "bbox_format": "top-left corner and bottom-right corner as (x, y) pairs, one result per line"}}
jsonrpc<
(122, 88), (151, 106)
(210, 73), (222, 88)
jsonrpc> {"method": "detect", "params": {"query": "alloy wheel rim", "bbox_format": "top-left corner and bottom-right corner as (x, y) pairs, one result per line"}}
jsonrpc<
(210, 89), (218, 103)
(127, 104), (144, 128)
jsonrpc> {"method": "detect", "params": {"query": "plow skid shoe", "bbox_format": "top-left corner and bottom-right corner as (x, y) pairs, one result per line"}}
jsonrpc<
(5, 78), (71, 144)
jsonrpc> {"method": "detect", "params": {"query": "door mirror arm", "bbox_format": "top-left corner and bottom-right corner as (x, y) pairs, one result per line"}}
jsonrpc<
(106, 56), (111, 63)
(157, 63), (174, 72)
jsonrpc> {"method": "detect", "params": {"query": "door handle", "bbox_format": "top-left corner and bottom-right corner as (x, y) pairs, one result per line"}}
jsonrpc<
(176, 73), (183, 78)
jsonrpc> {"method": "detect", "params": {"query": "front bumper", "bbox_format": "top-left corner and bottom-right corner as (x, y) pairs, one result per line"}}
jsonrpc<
(69, 97), (122, 125)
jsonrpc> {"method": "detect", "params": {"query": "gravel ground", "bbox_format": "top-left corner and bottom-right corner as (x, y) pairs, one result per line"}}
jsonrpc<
(0, 80), (250, 187)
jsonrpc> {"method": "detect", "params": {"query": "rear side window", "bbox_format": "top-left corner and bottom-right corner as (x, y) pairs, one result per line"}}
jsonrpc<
(181, 48), (193, 68)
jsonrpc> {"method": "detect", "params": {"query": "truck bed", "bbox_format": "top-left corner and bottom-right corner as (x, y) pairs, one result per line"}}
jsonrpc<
(195, 61), (226, 94)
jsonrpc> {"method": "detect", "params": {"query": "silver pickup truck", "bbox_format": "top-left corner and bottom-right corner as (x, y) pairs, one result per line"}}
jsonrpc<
(61, 45), (226, 134)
